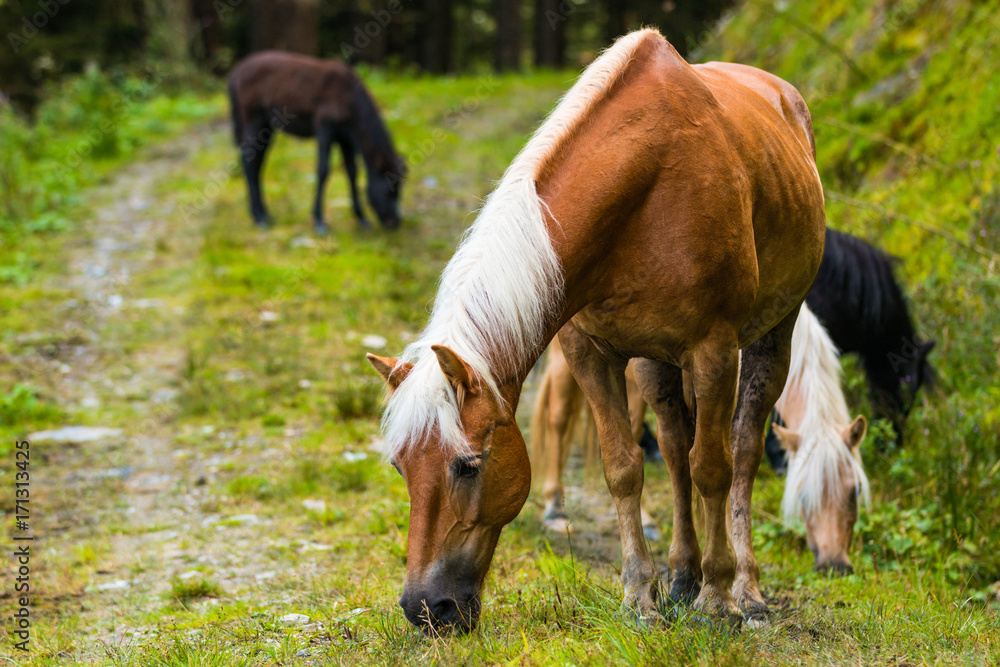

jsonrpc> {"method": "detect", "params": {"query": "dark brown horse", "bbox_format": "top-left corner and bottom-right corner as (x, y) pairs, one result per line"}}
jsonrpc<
(228, 51), (406, 233)
(368, 29), (825, 633)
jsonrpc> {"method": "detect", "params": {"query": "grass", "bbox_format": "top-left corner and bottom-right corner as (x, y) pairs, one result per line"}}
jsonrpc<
(2, 5), (999, 663)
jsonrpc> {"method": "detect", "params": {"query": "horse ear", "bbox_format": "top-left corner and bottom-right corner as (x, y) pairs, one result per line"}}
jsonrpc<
(431, 345), (479, 400)
(367, 354), (413, 391)
(772, 423), (800, 454)
(841, 415), (867, 451)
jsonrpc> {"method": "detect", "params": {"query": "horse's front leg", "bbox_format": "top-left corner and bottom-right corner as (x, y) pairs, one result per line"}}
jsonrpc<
(337, 134), (370, 229)
(559, 323), (662, 625)
(730, 306), (799, 622)
(687, 334), (742, 623)
(312, 123), (334, 235)
(632, 359), (700, 605)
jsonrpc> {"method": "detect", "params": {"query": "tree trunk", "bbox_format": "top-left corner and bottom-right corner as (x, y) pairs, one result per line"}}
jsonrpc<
(419, 0), (452, 73)
(533, 0), (566, 68)
(495, 0), (522, 71)
(250, 0), (318, 55)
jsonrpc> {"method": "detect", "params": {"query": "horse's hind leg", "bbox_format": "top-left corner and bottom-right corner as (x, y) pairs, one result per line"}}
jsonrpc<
(240, 115), (273, 227)
(731, 306), (800, 622)
(337, 132), (370, 229)
(312, 122), (335, 235)
(626, 365), (659, 541)
(633, 359), (699, 603)
(541, 346), (583, 533)
(559, 322), (662, 625)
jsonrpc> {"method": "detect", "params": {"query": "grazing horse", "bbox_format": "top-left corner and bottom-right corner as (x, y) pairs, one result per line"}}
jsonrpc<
(228, 51), (407, 233)
(367, 29), (825, 633)
(529, 336), (659, 539)
(532, 304), (869, 574)
(764, 229), (936, 470)
(807, 228), (935, 439)
(771, 305), (869, 573)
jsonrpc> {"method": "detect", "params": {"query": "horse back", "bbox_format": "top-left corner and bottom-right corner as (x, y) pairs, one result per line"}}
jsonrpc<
(229, 51), (357, 131)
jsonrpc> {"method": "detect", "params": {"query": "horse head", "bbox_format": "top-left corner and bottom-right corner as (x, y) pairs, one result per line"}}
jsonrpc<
(368, 346), (530, 633)
(774, 415), (868, 574)
(369, 156), (407, 230)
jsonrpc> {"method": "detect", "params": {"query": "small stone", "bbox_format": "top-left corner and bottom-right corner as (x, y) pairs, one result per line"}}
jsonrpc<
(228, 514), (258, 525)
(97, 580), (131, 591)
(178, 570), (201, 580)
(298, 379), (312, 388)
(29, 426), (123, 444)
(302, 499), (326, 512)
(260, 310), (280, 323)
(291, 236), (318, 248)
(81, 396), (100, 409)
(361, 334), (387, 349)
(279, 613), (310, 626)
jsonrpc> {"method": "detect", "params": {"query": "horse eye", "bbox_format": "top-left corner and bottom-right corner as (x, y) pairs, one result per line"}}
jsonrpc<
(452, 456), (481, 479)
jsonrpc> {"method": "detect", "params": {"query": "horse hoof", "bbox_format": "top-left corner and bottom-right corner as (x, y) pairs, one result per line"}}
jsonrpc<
(357, 217), (372, 230)
(254, 218), (273, 230)
(665, 568), (701, 606)
(542, 517), (573, 534)
(314, 222), (330, 236)
(642, 524), (660, 541)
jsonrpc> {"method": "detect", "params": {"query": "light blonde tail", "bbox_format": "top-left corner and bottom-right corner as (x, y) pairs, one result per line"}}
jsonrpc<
(529, 364), (553, 487)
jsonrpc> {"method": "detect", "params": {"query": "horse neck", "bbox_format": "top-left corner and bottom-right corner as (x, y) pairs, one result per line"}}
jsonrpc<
(351, 80), (397, 175)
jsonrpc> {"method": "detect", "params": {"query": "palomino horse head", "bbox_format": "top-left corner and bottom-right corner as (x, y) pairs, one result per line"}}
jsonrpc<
(774, 415), (868, 574)
(367, 346), (530, 633)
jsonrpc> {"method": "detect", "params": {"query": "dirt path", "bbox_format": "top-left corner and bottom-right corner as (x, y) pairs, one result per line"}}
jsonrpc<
(23, 123), (262, 652)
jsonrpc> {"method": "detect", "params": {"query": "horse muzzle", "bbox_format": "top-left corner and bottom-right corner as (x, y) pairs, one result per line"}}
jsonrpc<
(399, 588), (481, 634)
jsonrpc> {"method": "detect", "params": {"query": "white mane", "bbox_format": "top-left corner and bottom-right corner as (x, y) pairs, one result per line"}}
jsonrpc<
(378, 29), (662, 460)
(777, 305), (870, 521)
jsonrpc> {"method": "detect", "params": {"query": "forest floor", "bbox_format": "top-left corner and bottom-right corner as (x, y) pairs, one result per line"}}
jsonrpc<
(1, 73), (997, 666)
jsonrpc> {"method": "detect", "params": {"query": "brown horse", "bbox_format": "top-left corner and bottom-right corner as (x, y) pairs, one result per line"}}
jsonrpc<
(529, 337), (659, 539)
(228, 51), (406, 233)
(535, 304), (869, 573)
(368, 29), (825, 633)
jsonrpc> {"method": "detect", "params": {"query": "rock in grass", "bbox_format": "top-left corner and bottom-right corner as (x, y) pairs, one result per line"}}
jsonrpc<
(279, 613), (310, 626)
(361, 334), (387, 349)
(29, 426), (123, 444)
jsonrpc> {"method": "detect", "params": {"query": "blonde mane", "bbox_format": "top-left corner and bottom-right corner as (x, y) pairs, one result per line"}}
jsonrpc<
(378, 30), (664, 460)
(777, 305), (870, 521)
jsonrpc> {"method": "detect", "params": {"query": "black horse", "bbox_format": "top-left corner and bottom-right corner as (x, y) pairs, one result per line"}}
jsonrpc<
(228, 51), (406, 233)
(763, 228), (936, 471)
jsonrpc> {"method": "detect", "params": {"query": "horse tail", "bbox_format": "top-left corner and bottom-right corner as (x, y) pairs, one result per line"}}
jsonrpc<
(228, 76), (243, 147)
(529, 363), (553, 487)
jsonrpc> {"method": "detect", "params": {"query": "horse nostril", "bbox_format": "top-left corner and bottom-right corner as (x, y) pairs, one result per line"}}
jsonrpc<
(429, 597), (458, 624)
